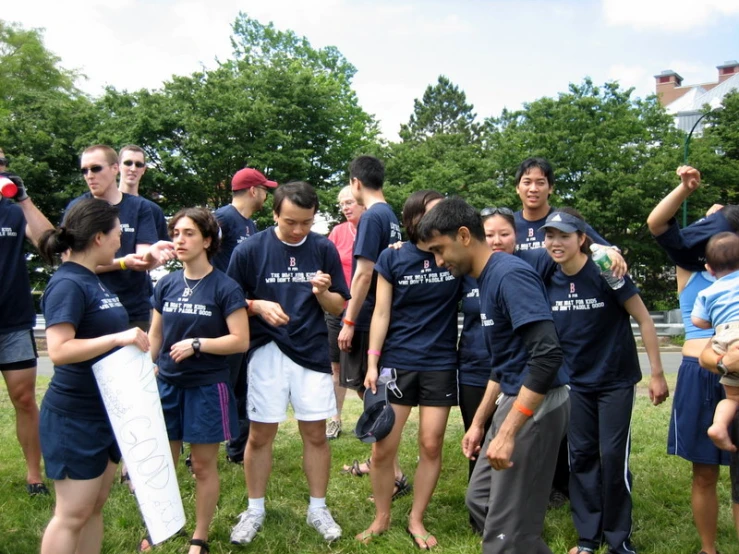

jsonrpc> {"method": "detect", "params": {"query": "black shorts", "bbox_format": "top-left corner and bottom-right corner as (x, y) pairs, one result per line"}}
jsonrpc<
(326, 314), (342, 364)
(388, 368), (458, 407)
(339, 329), (370, 391)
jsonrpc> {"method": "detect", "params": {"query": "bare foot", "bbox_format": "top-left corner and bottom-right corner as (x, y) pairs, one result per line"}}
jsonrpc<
(708, 423), (737, 452)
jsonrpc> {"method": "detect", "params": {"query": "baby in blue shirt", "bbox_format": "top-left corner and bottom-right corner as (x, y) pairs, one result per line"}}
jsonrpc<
(692, 232), (739, 451)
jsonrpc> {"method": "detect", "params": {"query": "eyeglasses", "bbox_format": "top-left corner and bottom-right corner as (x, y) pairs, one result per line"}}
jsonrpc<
(481, 206), (514, 217)
(122, 160), (146, 168)
(80, 165), (107, 176)
(339, 200), (356, 208)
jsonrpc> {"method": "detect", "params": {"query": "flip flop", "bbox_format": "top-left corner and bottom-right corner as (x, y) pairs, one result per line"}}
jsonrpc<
(341, 458), (371, 477)
(356, 529), (383, 544)
(406, 527), (437, 550)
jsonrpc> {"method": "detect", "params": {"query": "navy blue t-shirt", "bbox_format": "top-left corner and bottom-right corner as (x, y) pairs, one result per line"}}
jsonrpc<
(152, 269), (246, 387)
(143, 197), (170, 242)
(227, 228), (350, 373)
(458, 275), (491, 388)
(0, 199), (35, 333)
(351, 203), (402, 331)
(514, 208), (608, 252)
(477, 252), (566, 395)
(653, 212), (733, 272)
(374, 243), (461, 371)
(66, 192), (158, 322)
(212, 205), (258, 273)
(547, 259), (642, 391)
(41, 262), (129, 419)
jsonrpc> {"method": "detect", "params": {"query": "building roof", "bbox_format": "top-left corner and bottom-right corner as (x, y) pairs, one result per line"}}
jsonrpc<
(666, 73), (739, 114)
(666, 73), (739, 133)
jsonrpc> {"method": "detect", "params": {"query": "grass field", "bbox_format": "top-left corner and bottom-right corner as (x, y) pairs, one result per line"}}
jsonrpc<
(0, 374), (737, 554)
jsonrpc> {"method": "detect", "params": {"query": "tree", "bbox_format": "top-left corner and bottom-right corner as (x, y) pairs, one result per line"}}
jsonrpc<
(482, 79), (688, 307)
(90, 13), (378, 225)
(399, 76), (479, 142)
(0, 21), (95, 293)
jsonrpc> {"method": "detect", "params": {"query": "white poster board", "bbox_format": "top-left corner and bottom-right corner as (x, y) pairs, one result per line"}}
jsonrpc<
(93, 345), (186, 544)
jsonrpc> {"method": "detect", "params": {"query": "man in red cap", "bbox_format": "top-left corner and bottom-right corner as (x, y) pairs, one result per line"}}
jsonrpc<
(212, 168), (278, 273)
(214, 167), (278, 466)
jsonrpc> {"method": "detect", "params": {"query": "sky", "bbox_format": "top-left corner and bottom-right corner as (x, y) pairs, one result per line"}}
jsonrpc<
(5, 0), (739, 139)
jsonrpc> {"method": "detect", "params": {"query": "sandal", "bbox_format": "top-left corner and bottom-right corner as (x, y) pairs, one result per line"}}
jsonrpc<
(341, 457), (371, 477)
(189, 538), (209, 553)
(26, 482), (50, 496)
(406, 527), (437, 550)
(369, 474), (413, 502)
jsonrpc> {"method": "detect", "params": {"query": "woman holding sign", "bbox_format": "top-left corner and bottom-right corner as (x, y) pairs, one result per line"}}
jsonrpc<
(37, 198), (151, 554)
(149, 207), (249, 554)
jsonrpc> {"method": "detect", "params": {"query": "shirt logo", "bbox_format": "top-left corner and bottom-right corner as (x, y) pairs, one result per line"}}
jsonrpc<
(289, 257), (296, 267)
(423, 259), (430, 270)
(570, 283), (576, 294)
(528, 228), (534, 237)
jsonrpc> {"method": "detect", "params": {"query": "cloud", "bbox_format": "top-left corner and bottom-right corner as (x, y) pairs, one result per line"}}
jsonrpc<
(603, 0), (739, 31)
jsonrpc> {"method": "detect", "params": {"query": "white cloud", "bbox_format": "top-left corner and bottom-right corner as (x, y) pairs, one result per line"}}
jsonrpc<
(603, 0), (739, 31)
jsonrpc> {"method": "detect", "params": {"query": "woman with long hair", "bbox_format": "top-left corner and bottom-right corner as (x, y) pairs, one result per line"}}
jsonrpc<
(38, 197), (151, 554)
(148, 207), (249, 554)
(357, 190), (462, 549)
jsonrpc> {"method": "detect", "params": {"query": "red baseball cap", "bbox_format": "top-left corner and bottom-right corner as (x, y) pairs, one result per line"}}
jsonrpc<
(231, 168), (278, 191)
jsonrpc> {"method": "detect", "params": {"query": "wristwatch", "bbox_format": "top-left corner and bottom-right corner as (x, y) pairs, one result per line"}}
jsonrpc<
(717, 356), (729, 376)
(192, 338), (201, 358)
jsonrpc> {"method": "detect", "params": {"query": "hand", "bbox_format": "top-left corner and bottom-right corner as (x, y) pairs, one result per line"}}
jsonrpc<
(649, 373), (669, 406)
(706, 204), (724, 217)
(252, 300), (290, 327)
(169, 338), (196, 363)
(338, 323), (355, 352)
(310, 270), (332, 295)
(122, 253), (153, 271)
(152, 364), (159, 376)
(676, 165), (700, 192)
(486, 433), (515, 470)
(389, 240), (404, 250)
(364, 366), (379, 394)
(462, 425), (484, 460)
(115, 327), (150, 352)
(149, 241), (176, 264)
(0, 171), (29, 202)
(606, 248), (628, 280)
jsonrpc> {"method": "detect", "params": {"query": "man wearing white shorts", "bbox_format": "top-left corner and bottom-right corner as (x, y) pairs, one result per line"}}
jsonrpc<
(226, 181), (350, 545)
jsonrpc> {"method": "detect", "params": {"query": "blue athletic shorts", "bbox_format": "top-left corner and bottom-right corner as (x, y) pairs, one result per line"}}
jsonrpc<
(40, 404), (120, 480)
(668, 356), (730, 466)
(158, 378), (239, 444)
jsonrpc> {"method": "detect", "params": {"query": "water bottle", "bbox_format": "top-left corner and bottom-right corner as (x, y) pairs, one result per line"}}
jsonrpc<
(590, 244), (625, 290)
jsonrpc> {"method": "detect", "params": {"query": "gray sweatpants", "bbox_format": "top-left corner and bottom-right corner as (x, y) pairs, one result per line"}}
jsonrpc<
(466, 387), (570, 554)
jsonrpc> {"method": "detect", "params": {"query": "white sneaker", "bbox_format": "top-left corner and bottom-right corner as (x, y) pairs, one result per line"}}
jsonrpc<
(326, 419), (342, 440)
(230, 508), (265, 544)
(306, 506), (342, 542)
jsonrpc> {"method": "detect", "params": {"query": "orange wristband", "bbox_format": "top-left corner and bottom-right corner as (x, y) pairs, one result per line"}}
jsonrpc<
(513, 400), (534, 418)
(342, 318), (355, 327)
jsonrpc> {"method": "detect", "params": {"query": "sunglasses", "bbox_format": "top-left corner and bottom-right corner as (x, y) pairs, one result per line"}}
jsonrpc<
(481, 206), (514, 217)
(0, 157), (7, 165)
(122, 160), (146, 168)
(80, 165), (107, 176)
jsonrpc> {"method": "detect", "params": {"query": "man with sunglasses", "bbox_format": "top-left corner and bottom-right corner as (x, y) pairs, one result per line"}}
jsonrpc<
(0, 148), (55, 496)
(66, 144), (169, 330)
(118, 145), (169, 242)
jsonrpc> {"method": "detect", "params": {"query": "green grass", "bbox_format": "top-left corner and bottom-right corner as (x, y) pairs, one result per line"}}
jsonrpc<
(0, 375), (737, 553)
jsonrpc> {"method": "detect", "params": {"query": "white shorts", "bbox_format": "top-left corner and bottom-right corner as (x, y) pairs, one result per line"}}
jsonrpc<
(247, 342), (336, 423)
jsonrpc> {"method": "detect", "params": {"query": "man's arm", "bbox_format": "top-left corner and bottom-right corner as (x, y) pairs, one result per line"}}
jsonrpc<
(462, 379), (501, 460)
(700, 340), (739, 375)
(337, 257), (374, 351)
(486, 319), (563, 470)
(19, 198), (53, 247)
(646, 165), (699, 236)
